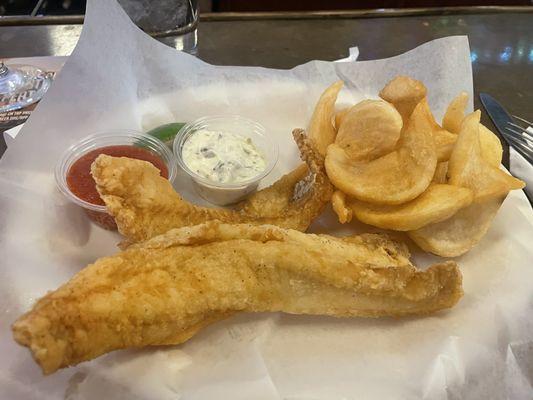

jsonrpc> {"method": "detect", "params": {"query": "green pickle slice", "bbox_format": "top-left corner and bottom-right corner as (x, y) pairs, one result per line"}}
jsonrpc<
(145, 122), (186, 148)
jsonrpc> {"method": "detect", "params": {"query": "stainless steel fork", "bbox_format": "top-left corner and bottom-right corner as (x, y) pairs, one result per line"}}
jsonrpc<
(504, 115), (533, 165)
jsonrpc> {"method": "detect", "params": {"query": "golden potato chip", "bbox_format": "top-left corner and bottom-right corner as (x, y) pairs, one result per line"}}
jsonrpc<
(308, 81), (344, 156)
(442, 91), (468, 134)
(348, 184), (474, 231)
(408, 197), (503, 257)
(409, 111), (524, 257)
(398, 97), (452, 161)
(325, 99), (437, 205)
(434, 128), (457, 162)
(335, 99), (403, 161)
(331, 190), (353, 223)
(412, 98), (457, 162)
(479, 124), (503, 167)
(412, 98), (457, 163)
(441, 92), (503, 166)
(334, 107), (350, 130)
(379, 76), (427, 124)
(432, 162), (448, 184)
(448, 111), (524, 202)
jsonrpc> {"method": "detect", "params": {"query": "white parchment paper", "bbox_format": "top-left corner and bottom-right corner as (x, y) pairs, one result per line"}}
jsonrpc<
(1, 0), (532, 398)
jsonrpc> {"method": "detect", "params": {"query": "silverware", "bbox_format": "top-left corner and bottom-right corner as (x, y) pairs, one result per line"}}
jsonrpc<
(480, 93), (533, 165)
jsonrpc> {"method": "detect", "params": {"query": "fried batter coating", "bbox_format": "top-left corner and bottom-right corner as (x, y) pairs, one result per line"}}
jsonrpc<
(91, 129), (333, 243)
(13, 222), (462, 374)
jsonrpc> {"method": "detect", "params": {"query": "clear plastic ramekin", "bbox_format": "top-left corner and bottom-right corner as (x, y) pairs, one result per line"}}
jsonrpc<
(55, 130), (177, 230)
(173, 115), (278, 205)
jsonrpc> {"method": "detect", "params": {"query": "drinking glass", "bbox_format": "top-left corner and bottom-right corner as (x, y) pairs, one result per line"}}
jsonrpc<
(118, 0), (199, 54)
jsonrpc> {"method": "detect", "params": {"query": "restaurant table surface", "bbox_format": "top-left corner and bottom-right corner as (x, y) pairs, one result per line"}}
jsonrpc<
(0, 10), (532, 160)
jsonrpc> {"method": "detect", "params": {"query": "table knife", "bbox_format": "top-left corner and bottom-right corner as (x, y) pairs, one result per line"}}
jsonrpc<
(480, 93), (531, 164)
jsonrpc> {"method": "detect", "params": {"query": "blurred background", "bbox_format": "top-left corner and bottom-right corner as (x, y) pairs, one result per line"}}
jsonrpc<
(1, 0), (531, 15)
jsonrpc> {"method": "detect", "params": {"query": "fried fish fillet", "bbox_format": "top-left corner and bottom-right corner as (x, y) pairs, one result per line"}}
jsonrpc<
(91, 129), (333, 244)
(13, 222), (463, 374)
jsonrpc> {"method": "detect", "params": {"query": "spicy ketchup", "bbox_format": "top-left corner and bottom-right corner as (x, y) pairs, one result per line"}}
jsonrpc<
(67, 145), (168, 209)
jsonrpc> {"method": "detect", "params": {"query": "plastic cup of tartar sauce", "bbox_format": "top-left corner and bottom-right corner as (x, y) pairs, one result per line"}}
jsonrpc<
(173, 115), (278, 205)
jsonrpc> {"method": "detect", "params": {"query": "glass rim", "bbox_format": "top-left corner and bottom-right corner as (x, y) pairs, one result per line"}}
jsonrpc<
(55, 130), (177, 212)
(173, 115), (279, 189)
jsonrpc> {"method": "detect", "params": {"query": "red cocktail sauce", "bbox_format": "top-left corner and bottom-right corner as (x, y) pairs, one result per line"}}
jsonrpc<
(67, 145), (168, 206)
(66, 145), (169, 230)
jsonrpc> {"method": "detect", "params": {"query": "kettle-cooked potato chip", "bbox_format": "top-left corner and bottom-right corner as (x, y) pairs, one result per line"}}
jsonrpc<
(334, 107), (351, 131)
(479, 125), (503, 167)
(348, 184), (474, 231)
(308, 81), (344, 156)
(335, 99), (403, 161)
(408, 111), (524, 257)
(408, 197), (504, 257)
(379, 76), (427, 124)
(442, 91), (469, 134)
(442, 92), (503, 166)
(448, 111), (524, 202)
(432, 162), (448, 184)
(434, 128), (457, 162)
(413, 98), (457, 162)
(325, 99), (437, 205)
(433, 124), (503, 167)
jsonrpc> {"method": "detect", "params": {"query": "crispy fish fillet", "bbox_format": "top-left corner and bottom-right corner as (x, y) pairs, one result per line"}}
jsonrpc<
(91, 129), (333, 243)
(13, 222), (463, 374)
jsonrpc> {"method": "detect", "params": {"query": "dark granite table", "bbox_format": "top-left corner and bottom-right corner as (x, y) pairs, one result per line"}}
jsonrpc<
(0, 9), (532, 160)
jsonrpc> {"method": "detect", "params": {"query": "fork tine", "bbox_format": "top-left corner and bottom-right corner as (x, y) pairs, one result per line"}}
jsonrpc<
(505, 127), (533, 145)
(508, 143), (533, 165)
(506, 127), (523, 136)
(505, 142), (533, 166)
(506, 126), (528, 139)
(512, 114), (533, 127)
(507, 122), (533, 140)
(508, 121), (531, 132)
(504, 130), (533, 161)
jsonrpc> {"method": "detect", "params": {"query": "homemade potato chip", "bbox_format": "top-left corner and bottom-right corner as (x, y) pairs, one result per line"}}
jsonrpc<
(442, 92), (503, 166)
(331, 190), (353, 223)
(408, 197), (503, 257)
(448, 111), (524, 202)
(479, 124), (503, 167)
(432, 162), (448, 184)
(308, 81), (344, 156)
(415, 98), (457, 162)
(434, 128), (457, 162)
(348, 184), (474, 231)
(408, 111), (524, 257)
(335, 99), (403, 161)
(379, 76), (427, 124)
(442, 91), (468, 134)
(325, 99), (437, 205)
(403, 97), (456, 162)
(334, 107), (350, 130)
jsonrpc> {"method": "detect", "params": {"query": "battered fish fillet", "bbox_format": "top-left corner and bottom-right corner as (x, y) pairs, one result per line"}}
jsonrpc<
(91, 129), (333, 243)
(13, 221), (463, 374)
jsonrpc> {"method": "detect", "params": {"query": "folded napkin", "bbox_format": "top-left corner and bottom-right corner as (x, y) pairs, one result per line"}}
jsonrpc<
(3, 124), (23, 148)
(509, 126), (533, 202)
(334, 47), (359, 63)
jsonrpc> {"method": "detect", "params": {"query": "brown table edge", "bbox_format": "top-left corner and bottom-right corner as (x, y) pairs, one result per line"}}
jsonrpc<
(0, 6), (532, 26)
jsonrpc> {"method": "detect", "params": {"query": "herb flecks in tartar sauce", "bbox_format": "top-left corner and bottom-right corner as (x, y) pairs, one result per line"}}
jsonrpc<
(182, 130), (266, 184)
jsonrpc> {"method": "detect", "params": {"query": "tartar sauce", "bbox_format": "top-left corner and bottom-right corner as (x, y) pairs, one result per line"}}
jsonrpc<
(182, 129), (266, 184)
